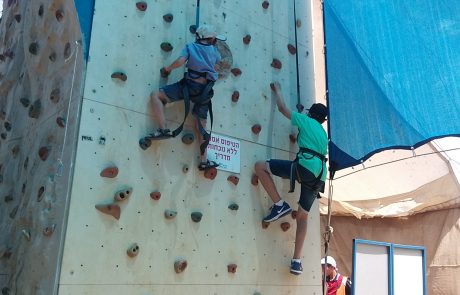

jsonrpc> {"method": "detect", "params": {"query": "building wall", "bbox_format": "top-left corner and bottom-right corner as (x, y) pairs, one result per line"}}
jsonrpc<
(0, 0), (84, 294)
(58, 0), (323, 294)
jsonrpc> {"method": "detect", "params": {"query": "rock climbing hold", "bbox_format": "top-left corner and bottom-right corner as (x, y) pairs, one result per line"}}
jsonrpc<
(228, 203), (239, 211)
(9, 206), (18, 219)
(114, 187), (132, 202)
(164, 209), (177, 219)
(127, 243), (140, 257)
(14, 14), (21, 22)
(160, 42), (173, 52)
(100, 166), (119, 178)
(291, 210), (298, 219)
(37, 186), (45, 202)
(4, 121), (11, 131)
(139, 137), (152, 150)
(0, 133), (6, 140)
(191, 212), (203, 223)
(189, 25), (197, 34)
(281, 222), (290, 232)
(55, 117), (66, 128)
(1, 287), (11, 295)
(64, 42), (71, 59)
(111, 72), (127, 82)
(20, 97), (30, 107)
(11, 145), (20, 158)
(22, 229), (31, 241)
(262, 221), (270, 229)
(231, 91), (240, 102)
(50, 88), (60, 103)
(227, 263), (237, 273)
(262, 1), (269, 9)
(287, 44), (297, 55)
(204, 167), (217, 180)
(95, 204), (121, 220)
(251, 174), (259, 186)
(4, 195), (13, 203)
(296, 103), (304, 112)
(55, 9), (64, 21)
(38, 4), (44, 17)
(150, 191), (161, 201)
(231, 68), (242, 77)
(136, 2), (147, 11)
(49, 52), (57, 62)
(251, 124), (262, 135)
(174, 259), (188, 273)
(29, 42), (39, 55)
(43, 224), (56, 236)
(182, 165), (189, 173)
(28, 99), (42, 119)
(160, 67), (170, 78)
(163, 13), (173, 23)
(38, 146), (51, 161)
(296, 19), (302, 28)
(289, 133), (296, 143)
(181, 133), (194, 145)
(243, 34), (251, 45)
(271, 58), (282, 69)
(227, 175), (239, 186)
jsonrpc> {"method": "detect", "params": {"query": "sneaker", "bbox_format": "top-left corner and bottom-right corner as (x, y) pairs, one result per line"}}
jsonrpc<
(290, 260), (303, 275)
(263, 202), (292, 222)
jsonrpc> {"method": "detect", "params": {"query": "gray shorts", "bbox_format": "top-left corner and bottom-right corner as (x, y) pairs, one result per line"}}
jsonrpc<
(160, 79), (209, 119)
(267, 159), (323, 212)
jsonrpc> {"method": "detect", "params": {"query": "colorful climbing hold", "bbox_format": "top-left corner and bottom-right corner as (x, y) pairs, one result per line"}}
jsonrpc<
(174, 259), (188, 273)
(189, 25), (197, 34)
(127, 243), (140, 257)
(160, 67), (170, 78)
(114, 188), (132, 202)
(281, 222), (290, 232)
(14, 14), (21, 22)
(38, 146), (51, 161)
(64, 42), (71, 59)
(204, 167), (217, 180)
(37, 186), (45, 202)
(227, 175), (239, 186)
(228, 203), (239, 211)
(251, 174), (259, 186)
(262, 1), (270, 9)
(287, 44), (297, 55)
(296, 19), (302, 28)
(111, 72), (127, 82)
(191, 212), (203, 223)
(160, 42), (173, 52)
(289, 133), (297, 143)
(243, 34), (251, 45)
(251, 124), (262, 135)
(164, 209), (177, 219)
(43, 224), (56, 236)
(29, 42), (39, 55)
(227, 263), (237, 273)
(182, 165), (189, 173)
(262, 221), (270, 229)
(296, 103), (304, 112)
(56, 117), (66, 128)
(55, 9), (64, 21)
(291, 210), (298, 219)
(163, 13), (173, 23)
(100, 166), (119, 178)
(150, 191), (161, 201)
(181, 133), (194, 145)
(271, 58), (282, 69)
(231, 68), (242, 77)
(28, 99), (42, 119)
(231, 91), (240, 102)
(95, 204), (121, 220)
(136, 2), (147, 11)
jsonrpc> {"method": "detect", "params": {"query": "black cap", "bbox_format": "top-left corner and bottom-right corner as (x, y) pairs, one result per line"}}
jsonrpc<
(308, 103), (328, 120)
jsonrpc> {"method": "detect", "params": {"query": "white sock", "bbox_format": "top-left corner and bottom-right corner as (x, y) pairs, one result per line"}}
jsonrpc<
(292, 259), (301, 263)
(275, 200), (284, 206)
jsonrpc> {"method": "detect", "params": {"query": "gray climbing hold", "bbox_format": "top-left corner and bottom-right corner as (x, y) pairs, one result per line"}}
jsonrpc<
(114, 187), (132, 202)
(127, 243), (140, 257)
(28, 99), (42, 119)
(164, 209), (177, 219)
(191, 212), (203, 223)
(163, 13), (173, 23)
(228, 203), (239, 211)
(161, 42), (173, 52)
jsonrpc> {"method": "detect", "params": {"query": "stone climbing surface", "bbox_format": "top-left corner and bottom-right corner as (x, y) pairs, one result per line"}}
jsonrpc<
(150, 191), (161, 201)
(127, 243), (140, 257)
(100, 166), (119, 178)
(174, 259), (188, 273)
(95, 204), (121, 220)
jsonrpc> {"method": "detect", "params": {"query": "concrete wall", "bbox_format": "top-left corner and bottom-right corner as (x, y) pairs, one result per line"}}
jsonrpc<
(0, 0), (84, 294)
(59, 0), (323, 294)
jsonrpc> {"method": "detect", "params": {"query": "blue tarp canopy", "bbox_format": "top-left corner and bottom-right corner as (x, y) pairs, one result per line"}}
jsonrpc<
(324, 0), (460, 173)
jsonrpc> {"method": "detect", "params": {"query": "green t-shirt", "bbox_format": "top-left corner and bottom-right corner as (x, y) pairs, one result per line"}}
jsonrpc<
(291, 112), (328, 181)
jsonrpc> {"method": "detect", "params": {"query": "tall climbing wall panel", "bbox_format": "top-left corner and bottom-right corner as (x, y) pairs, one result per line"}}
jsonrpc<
(59, 0), (323, 294)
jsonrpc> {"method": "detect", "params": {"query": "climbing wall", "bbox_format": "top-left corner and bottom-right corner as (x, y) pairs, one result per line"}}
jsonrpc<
(59, 0), (322, 294)
(0, 1), (84, 294)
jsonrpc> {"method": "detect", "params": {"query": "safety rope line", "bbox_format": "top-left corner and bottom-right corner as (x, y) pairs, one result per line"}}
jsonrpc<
(293, 0), (301, 108)
(322, 177), (334, 295)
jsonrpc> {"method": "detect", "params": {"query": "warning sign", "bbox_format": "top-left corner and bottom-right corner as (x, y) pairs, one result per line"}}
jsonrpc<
(207, 133), (241, 174)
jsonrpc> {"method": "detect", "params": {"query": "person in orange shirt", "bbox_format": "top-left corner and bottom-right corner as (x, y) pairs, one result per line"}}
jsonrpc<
(322, 256), (352, 295)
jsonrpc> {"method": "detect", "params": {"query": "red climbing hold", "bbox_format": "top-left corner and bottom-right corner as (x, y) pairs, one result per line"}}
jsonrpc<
(38, 146), (51, 161)
(111, 72), (127, 82)
(182, 133), (194, 145)
(55, 9), (64, 21)
(281, 222), (290, 232)
(227, 175), (239, 186)
(100, 166), (119, 178)
(114, 188), (132, 202)
(150, 191), (161, 201)
(160, 67), (170, 78)
(291, 210), (298, 219)
(136, 2), (147, 11)
(262, 221), (270, 229)
(231, 91), (240, 102)
(43, 224), (56, 237)
(289, 133), (297, 143)
(271, 58), (282, 69)
(127, 243), (140, 258)
(227, 264), (237, 273)
(251, 174), (259, 186)
(262, 1), (270, 9)
(56, 117), (66, 128)
(174, 259), (188, 273)
(243, 34), (251, 45)
(95, 204), (121, 220)
(251, 124), (262, 135)
(204, 167), (217, 180)
(287, 44), (297, 55)
(231, 68), (242, 77)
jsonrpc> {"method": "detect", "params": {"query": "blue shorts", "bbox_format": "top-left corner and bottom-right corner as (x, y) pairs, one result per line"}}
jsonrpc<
(160, 79), (209, 119)
(267, 159), (323, 212)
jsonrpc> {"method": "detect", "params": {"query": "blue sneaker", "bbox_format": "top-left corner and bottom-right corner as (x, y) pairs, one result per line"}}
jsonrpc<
(290, 260), (303, 275)
(263, 202), (292, 222)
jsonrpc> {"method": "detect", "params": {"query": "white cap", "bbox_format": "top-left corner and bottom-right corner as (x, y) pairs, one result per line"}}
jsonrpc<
(321, 256), (337, 268)
(196, 25), (226, 41)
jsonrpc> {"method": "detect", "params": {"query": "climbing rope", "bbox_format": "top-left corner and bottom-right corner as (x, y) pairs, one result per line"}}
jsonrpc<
(322, 177), (334, 295)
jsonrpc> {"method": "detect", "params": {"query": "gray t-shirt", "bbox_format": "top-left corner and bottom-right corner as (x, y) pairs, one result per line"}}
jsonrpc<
(180, 42), (221, 81)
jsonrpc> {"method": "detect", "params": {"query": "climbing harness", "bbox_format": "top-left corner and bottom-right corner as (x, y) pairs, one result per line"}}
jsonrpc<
(288, 147), (327, 194)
